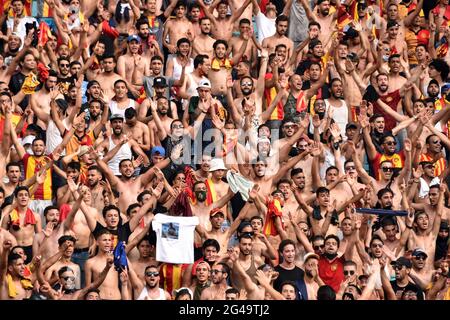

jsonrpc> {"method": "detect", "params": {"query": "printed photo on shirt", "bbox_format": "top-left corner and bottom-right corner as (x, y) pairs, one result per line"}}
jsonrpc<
(161, 222), (179, 240)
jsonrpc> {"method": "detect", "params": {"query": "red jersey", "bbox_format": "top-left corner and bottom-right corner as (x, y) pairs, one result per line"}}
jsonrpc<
(318, 255), (345, 293)
(373, 89), (402, 131)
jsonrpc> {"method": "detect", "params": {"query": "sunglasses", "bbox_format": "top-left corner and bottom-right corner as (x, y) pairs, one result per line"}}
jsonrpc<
(60, 64), (69, 67)
(62, 276), (75, 281)
(344, 270), (355, 276)
(413, 255), (426, 261)
(172, 125), (184, 129)
(283, 125), (295, 129)
(393, 265), (405, 271)
(242, 231), (254, 237)
(381, 167), (393, 172)
(241, 82), (252, 86)
(424, 165), (435, 169)
(345, 166), (355, 171)
(384, 141), (397, 146)
(145, 272), (159, 277)
(313, 244), (325, 250)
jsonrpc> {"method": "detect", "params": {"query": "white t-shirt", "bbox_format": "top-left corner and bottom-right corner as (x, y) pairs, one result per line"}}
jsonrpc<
(152, 214), (199, 264)
(255, 12), (276, 44)
(6, 16), (38, 49)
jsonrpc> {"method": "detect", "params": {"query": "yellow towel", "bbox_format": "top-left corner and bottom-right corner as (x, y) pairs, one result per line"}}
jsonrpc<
(6, 274), (33, 298)
(211, 58), (232, 71)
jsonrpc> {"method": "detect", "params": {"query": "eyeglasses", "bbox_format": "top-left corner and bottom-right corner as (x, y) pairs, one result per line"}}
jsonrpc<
(145, 272), (159, 277)
(384, 141), (397, 146)
(211, 269), (223, 274)
(381, 167), (393, 172)
(313, 244), (325, 250)
(345, 166), (355, 171)
(393, 265), (405, 271)
(344, 270), (355, 276)
(172, 125), (184, 129)
(413, 255), (426, 261)
(62, 276), (75, 281)
(283, 125), (295, 129)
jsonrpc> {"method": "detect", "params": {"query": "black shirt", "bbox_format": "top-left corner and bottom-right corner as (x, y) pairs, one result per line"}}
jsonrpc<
(273, 264), (305, 292)
(93, 221), (132, 245)
(390, 280), (424, 300)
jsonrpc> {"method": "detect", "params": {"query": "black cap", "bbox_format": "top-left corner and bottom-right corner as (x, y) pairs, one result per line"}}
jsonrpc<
(153, 77), (168, 88)
(387, 20), (400, 29)
(346, 122), (358, 130)
(429, 79), (440, 88)
(391, 257), (412, 268)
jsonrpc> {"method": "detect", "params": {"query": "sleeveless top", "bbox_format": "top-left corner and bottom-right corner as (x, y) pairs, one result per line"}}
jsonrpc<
(136, 287), (167, 300)
(231, 255), (258, 291)
(107, 137), (132, 176)
(172, 56), (194, 80)
(284, 91), (307, 119)
(325, 99), (349, 138)
(46, 119), (63, 155)
(109, 99), (136, 118)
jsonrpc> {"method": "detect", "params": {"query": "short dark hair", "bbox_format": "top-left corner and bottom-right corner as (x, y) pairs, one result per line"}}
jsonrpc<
(44, 205), (59, 217)
(137, 190), (152, 203)
(279, 239), (296, 252)
(317, 285), (336, 300)
(67, 161), (81, 172)
(58, 235), (77, 246)
(14, 186), (29, 197)
(57, 266), (74, 278)
(124, 107), (137, 119)
(102, 205), (121, 218)
(95, 228), (113, 239)
(275, 15), (289, 24)
(290, 168), (303, 176)
(225, 288), (239, 295)
(177, 37), (190, 47)
(194, 54), (209, 69)
(126, 203), (141, 216)
(202, 238), (220, 252)
(324, 234), (340, 247)
(316, 186), (330, 196)
(213, 39), (228, 51)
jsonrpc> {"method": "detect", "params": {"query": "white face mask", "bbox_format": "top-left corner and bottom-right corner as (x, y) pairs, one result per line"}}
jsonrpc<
(64, 278), (76, 290)
(25, 147), (34, 155)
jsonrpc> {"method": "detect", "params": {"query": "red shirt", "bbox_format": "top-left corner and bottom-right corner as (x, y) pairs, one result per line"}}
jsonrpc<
(373, 89), (402, 131)
(318, 255), (345, 293)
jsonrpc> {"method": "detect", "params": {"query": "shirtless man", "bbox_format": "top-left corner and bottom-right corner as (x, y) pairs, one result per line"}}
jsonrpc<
(85, 230), (121, 300)
(56, 163), (82, 207)
(117, 35), (151, 91)
(179, 55), (211, 100)
(129, 237), (158, 283)
(30, 70), (64, 130)
(140, 77), (179, 124)
(199, 0), (252, 41)
(1, 187), (42, 263)
(200, 262), (231, 300)
(384, 20), (408, 65)
(0, 240), (33, 300)
(163, 1), (195, 54)
(44, 236), (81, 289)
(1, 162), (23, 207)
(411, 184), (450, 231)
(209, 38), (248, 96)
(108, 0), (141, 36)
(262, 15), (294, 65)
(248, 216), (278, 263)
(194, 154), (212, 182)
(300, 0), (338, 44)
(191, 18), (216, 59)
(124, 107), (151, 153)
(206, 158), (231, 215)
(85, 166), (106, 214)
(229, 19), (258, 68)
(96, 55), (123, 102)
(148, 97), (174, 146)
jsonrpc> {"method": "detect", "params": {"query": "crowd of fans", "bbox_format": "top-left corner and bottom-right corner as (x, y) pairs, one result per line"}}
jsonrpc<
(0, 0), (449, 301)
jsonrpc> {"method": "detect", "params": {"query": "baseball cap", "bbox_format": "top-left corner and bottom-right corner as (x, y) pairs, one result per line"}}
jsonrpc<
(110, 114), (124, 121)
(197, 78), (211, 89)
(412, 248), (428, 258)
(346, 122), (358, 130)
(79, 145), (90, 157)
(21, 135), (35, 146)
(153, 77), (168, 88)
(210, 208), (225, 217)
(387, 20), (400, 29)
(303, 252), (320, 263)
(209, 158), (227, 172)
(127, 35), (141, 43)
(151, 146), (165, 157)
(391, 256), (412, 268)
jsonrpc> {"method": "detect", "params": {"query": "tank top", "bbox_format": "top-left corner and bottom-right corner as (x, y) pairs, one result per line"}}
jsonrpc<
(186, 73), (208, 98)
(109, 99), (136, 118)
(325, 99), (348, 138)
(172, 56), (194, 80)
(107, 137), (132, 176)
(231, 255), (258, 291)
(46, 119), (63, 155)
(136, 287), (167, 300)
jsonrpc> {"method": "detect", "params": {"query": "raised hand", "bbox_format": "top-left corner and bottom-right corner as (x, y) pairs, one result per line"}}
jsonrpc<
(132, 154), (143, 168)
(154, 167), (164, 181)
(412, 165), (423, 179)
(406, 207), (415, 227)
(248, 184), (260, 200)
(312, 114), (321, 128)
(152, 182), (165, 198)
(67, 178), (79, 194)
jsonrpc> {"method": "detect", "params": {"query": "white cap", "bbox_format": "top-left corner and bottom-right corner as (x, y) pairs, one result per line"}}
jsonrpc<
(197, 78), (212, 89)
(209, 158), (227, 172)
(21, 135), (35, 146)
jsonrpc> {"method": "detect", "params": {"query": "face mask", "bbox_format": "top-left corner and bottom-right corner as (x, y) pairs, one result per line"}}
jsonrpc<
(317, 111), (325, 119)
(195, 191), (207, 202)
(64, 278), (76, 291)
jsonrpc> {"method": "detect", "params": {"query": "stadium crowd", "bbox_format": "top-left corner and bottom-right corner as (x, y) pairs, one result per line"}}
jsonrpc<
(0, 0), (449, 300)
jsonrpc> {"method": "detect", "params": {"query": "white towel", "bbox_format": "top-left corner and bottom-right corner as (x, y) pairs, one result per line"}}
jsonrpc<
(226, 171), (254, 202)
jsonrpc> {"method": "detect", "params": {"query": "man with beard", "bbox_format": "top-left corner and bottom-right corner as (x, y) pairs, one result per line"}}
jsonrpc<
(135, 19), (161, 60)
(57, 57), (75, 90)
(229, 19), (258, 70)
(82, 81), (102, 111)
(124, 107), (151, 153)
(84, 230), (121, 300)
(85, 166), (106, 213)
(95, 55), (124, 102)
(262, 15), (294, 64)
(408, 248), (433, 290)
(144, 78), (177, 128)
(208, 38), (249, 97)
(131, 265), (171, 300)
(85, 98), (109, 139)
(189, 181), (236, 234)
(198, 0), (252, 42)
(299, 0), (338, 43)
(369, 114), (387, 153)
(117, 35), (151, 92)
(93, 116), (154, 213)
(32, 206), (72, 261)
(200, 262), (232, 300)
(0, 240), (33, 300)
(191, 17), (215, 59)
(273, 240), (306, 296)
(325, 78), (350, 137)
(30, 70), (63, 130)
(1, 162), (23, 209)
(231, 61), (257, 98)
(379, 216), (410, 262)
(56, 161), (83, 207)
(128, 235), (158, 282)
(419, 133), (448, 178)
